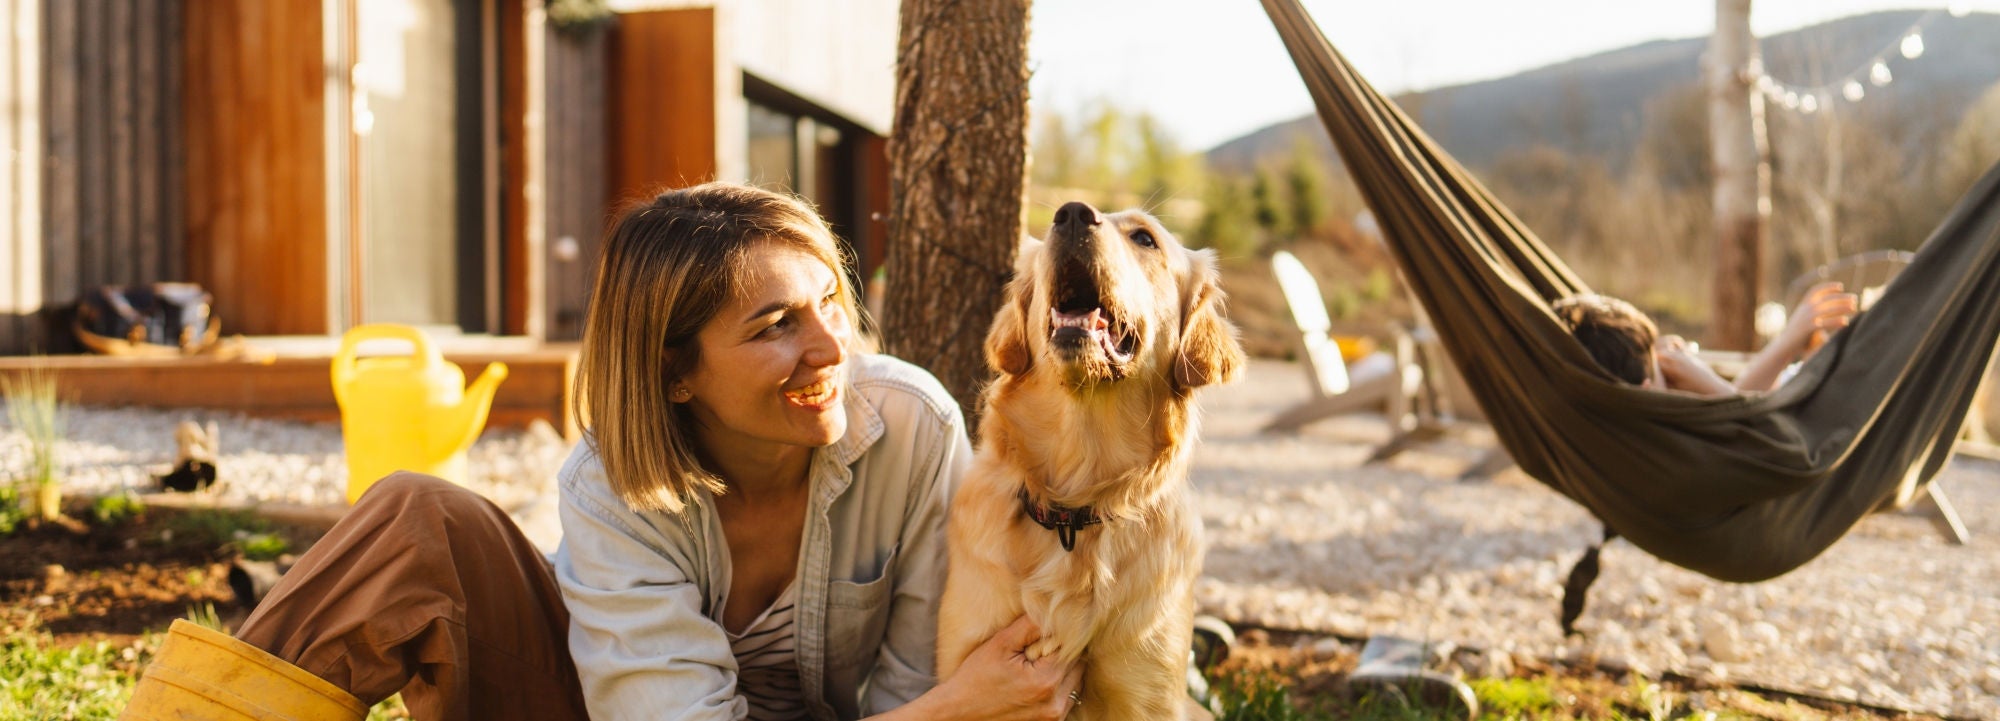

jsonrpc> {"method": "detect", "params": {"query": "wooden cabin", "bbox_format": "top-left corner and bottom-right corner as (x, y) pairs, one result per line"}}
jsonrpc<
(0, 0), (896, 431)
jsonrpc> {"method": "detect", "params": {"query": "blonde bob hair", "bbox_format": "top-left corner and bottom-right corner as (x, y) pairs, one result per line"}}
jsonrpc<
(575, 182), (866, 513)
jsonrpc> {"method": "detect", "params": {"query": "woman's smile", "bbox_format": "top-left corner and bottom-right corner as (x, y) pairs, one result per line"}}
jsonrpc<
(784, 378), (840, 410)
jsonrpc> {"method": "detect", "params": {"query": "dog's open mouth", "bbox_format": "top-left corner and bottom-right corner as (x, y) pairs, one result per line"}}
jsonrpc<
(1048, 264), (1138, 367)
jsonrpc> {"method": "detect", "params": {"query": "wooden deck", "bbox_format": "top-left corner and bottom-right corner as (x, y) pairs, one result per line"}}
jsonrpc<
(0, 343), (580, 440)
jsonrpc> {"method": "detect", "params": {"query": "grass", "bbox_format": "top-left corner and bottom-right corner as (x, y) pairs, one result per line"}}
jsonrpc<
(0, 618), (146, 721)
(2, 367), (64, 522)
(1206, 664), (1806, 721)
(0, 614), (410, 720)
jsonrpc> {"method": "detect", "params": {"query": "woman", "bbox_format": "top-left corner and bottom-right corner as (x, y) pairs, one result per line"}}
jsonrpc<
(120, 184), (1081, 721)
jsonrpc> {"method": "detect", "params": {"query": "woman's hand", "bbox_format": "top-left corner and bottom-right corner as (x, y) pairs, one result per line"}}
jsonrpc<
(1781, 282), (1859, 356)
(879, 616), (1082, 721)
(1729, 283), (1859, 392)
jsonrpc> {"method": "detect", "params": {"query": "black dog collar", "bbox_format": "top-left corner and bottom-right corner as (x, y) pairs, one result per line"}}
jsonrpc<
(1019, 489), (1103, 552)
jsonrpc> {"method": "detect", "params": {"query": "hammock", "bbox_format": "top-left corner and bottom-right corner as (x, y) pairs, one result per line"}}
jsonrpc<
(1260, 0), (2000, 589)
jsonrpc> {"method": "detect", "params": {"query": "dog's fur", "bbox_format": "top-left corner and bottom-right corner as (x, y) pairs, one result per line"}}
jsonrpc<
(936, 203), (1245, 720)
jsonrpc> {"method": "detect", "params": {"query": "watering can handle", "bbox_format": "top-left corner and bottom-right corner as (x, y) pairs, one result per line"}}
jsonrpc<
(331, 324), (444, 406)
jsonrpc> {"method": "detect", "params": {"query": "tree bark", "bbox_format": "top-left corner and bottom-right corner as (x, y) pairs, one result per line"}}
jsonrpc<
(1707, 0), (1770, 350)
(883, 0), (1032, 424)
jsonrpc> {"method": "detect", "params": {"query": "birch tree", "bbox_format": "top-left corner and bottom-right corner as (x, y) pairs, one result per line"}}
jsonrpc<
(1707, 0), (1770, 350)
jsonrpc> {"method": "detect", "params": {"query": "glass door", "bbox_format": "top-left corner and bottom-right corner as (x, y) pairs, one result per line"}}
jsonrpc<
(352, 0), (461, 328)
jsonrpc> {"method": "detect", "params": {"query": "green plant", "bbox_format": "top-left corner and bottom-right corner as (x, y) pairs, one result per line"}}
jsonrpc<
(1, 367), (64, 522)
(91, 492), (145, 527)
(164, 508), (270, 551)
(1210, 668), (1323, 721)
(547, 0), (613, 32)
(238, 532), (291, 562)
(1469, 676), (1560, 718)
(368, 694), (410, 721)
(183, 602), (224, 633)
(1362, 268), (1398, 303)
(0, 486), (24, 537)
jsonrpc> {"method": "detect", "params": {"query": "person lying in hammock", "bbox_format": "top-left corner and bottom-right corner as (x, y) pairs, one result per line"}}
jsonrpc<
(1552, 282), (1858, 396)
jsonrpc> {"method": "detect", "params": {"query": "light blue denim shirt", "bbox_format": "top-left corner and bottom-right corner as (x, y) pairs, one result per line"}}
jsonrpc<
(553, 354), (969, 721)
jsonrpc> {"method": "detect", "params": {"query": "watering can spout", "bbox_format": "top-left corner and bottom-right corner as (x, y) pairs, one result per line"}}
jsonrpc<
(436, 362), (510, 461)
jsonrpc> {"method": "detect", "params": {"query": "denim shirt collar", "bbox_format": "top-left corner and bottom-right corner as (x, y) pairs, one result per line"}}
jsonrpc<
(816, 381), (887, 494)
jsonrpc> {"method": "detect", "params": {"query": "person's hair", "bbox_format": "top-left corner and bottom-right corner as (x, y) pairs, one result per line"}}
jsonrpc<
(1551, 294), (1657, 385)
(574, 182), (865, 513)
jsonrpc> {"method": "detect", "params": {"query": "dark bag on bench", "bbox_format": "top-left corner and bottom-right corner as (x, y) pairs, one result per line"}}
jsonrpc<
(74, 283), (222, 356)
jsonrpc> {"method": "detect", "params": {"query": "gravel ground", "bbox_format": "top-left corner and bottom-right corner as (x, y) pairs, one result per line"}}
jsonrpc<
(6, 358), (1996, 718)
(1, 407), (568, 516)
(1195, 359), (2000, 720)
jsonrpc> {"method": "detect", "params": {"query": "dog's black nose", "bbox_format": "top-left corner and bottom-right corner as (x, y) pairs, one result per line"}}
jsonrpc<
(1053, 201), (1102, 229)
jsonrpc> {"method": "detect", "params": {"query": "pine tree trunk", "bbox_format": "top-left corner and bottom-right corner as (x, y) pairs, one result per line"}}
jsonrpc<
(1707, 0), (1769, 350)
(883, 0), (1032, 423)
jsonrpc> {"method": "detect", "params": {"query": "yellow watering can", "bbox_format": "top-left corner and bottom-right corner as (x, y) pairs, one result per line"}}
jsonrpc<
(331, 324), (508, 504)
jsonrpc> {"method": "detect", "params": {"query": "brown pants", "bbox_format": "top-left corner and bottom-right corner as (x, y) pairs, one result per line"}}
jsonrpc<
(235, 472), (589, 721)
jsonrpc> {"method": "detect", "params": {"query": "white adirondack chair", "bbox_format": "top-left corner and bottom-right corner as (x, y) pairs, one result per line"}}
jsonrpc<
(1261, 251), (1438, 447)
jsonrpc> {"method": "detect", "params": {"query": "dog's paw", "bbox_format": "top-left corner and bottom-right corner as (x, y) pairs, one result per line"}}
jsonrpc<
(1025, 636), (1066, 662)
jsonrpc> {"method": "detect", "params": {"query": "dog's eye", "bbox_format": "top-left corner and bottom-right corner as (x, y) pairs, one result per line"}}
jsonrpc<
(1130, 230), (1157, 249)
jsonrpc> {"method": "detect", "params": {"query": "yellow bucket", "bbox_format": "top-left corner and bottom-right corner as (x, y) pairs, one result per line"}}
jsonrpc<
(331, 324), (508, 504)
(120, 620), (366, 721)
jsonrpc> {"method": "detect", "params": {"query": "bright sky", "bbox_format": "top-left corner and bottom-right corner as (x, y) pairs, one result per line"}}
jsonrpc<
(1029, 0), (2000, 151)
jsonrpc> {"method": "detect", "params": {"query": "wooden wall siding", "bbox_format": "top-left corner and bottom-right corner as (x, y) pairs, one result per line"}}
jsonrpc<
(499, 0), (529, 336)
(1, 0), (41, 354)
(15, 0), (186, 355)
(855, 132), (889, 281)
(543, 23), (608, 341)
(182, 0), (327, 336)
(609, 8), (716, 202)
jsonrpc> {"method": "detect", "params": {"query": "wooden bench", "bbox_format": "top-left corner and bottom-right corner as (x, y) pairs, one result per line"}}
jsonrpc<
(0, 344), (581, 440)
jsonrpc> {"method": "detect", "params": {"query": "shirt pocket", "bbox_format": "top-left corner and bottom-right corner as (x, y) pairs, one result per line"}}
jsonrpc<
(825, 543), (899, 670)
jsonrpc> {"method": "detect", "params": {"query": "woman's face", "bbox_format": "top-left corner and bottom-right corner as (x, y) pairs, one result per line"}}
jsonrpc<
(677, 239), (852, 463)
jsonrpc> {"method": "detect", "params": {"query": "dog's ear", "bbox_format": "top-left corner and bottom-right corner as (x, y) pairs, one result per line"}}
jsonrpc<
(986, 237), (1043, 377)
(1174, 248), (1246, 390)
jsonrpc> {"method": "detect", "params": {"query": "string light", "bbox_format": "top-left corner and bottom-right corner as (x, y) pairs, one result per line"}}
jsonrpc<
(1752, 7), (1966, 115)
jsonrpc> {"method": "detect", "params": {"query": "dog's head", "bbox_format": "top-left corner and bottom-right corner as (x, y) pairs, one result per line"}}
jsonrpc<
(987, 201), (1245, 392)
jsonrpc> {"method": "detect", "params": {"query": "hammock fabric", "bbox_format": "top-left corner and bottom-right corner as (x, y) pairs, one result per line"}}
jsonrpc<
(1262, 0), (2000, 585)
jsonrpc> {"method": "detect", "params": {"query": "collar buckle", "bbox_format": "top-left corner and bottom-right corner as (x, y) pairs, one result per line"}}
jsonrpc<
(1019, 489), (1103, 552)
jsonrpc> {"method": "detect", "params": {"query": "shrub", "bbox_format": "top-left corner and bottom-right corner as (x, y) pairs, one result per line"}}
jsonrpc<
(91, 493), (145, 527)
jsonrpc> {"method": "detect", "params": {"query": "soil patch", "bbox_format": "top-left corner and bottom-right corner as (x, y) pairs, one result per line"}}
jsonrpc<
(1211, 627), (1952, 721)
(0, 496), (326, 645)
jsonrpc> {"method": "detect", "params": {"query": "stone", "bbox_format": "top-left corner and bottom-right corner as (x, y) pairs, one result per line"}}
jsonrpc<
(1745, 621), (1780, 647)
(1699, 616), (1743, 663)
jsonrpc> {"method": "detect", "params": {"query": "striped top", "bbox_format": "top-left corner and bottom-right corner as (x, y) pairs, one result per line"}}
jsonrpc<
(727, 581), (805, 720)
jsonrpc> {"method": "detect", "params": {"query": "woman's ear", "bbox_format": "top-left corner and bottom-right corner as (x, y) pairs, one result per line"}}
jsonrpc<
(1174, 248), (1246, 390)
(985, 239), (1043, 377)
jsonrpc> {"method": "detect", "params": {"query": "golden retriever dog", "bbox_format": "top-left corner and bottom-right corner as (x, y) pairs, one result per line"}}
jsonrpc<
(936, 201), (1245, 720)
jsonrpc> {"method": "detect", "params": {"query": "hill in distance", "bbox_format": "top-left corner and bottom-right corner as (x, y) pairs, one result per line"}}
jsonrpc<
(1207, 10), (2000, 174)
